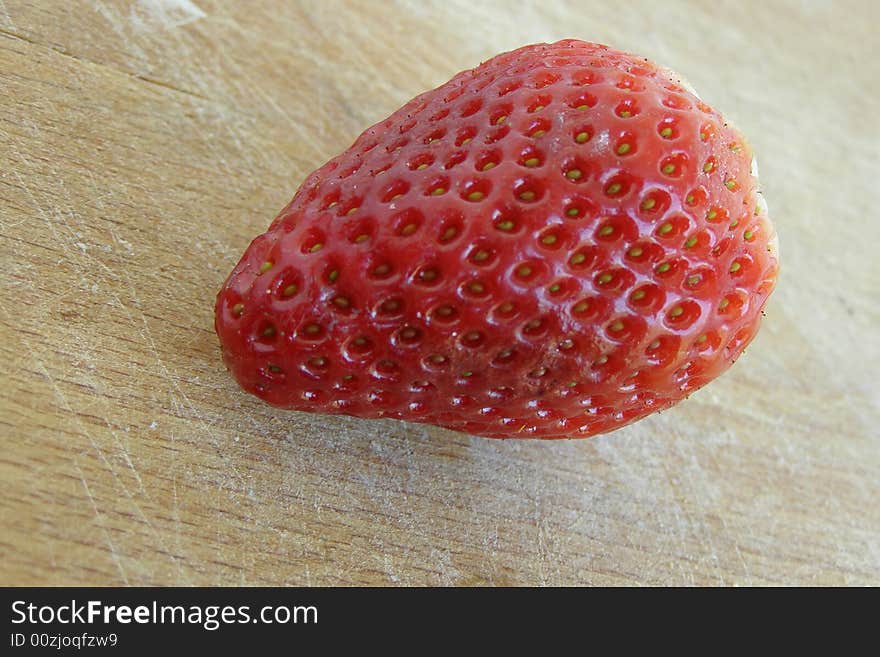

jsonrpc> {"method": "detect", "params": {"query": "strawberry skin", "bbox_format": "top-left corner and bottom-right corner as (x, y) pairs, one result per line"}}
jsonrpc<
(215, 40), (778, 439)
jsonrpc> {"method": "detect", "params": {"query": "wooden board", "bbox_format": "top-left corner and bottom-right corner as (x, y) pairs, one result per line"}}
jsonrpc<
(1, 0), (878, 586)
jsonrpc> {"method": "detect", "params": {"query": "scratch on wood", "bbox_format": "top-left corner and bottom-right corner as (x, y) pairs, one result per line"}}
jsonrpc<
(4, 140), (201, 583)
(75, 461), (130, 585)
(34, 354), (193, 583)
(0, 0), (14, 30)
(130, 0), (206, 32)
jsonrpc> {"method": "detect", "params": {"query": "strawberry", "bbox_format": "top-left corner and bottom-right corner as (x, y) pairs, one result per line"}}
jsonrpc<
(215, 40), (778, 439)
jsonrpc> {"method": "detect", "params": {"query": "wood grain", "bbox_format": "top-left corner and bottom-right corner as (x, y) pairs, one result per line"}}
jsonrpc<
(1, 0), (878, 586)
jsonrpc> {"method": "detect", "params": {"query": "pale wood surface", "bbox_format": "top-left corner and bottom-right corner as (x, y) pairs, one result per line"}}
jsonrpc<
(1, 0), (878, 586)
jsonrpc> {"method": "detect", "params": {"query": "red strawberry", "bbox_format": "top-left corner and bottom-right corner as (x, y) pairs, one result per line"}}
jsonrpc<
(215, 40), (778, 439)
